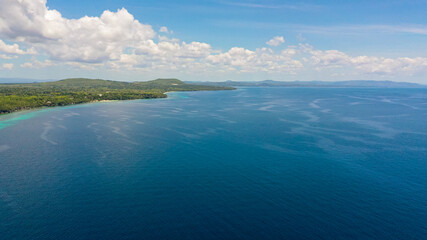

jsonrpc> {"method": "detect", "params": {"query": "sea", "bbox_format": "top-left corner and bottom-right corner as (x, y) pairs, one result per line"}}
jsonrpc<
(0, 87), (426, 239)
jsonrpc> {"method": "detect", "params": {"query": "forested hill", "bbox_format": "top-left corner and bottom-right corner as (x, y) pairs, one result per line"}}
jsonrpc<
(0, 78), (234, 114)
(2, 78), (232, 90)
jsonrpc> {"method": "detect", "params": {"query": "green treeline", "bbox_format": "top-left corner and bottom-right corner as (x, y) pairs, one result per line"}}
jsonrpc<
(0, 78), (234, 114)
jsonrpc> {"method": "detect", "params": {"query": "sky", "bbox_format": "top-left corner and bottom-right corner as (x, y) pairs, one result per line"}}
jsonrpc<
(0, 0), (426, 83)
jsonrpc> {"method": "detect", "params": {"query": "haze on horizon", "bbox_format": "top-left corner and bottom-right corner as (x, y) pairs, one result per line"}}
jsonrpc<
(0, 0), (426, 84)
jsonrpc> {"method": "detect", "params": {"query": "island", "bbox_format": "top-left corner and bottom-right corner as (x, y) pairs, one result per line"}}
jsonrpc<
(0, 78), (235, 114)
(187, 80), (425, 88)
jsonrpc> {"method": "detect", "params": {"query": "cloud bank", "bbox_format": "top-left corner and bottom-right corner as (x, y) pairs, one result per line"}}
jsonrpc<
(0, 0), (426, 81)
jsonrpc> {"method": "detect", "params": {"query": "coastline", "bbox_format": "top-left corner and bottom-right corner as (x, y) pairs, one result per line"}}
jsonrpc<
(0, 97), (167, 131)
(0, 78), (235, 116)
(0, 95), (167, 117)
(0, 88), (234, 117)
(1, 90), (192, 130)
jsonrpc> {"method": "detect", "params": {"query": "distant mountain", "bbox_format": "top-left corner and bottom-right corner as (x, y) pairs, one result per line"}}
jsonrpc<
(0, 78), (57, 84)
(2, 78), (424, 88)
(2, 78), (234, 91)
(186, 80), (426, 88)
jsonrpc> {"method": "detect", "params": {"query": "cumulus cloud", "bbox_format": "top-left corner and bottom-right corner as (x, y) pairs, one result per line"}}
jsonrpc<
(159, 26), (171, 34)
(135, 40), (213, 58)
(0, 39), (35, 56)
(266, 36), (285, 46)
(21, 59), (54, 69)
(207, 47), (302, 73)
(351, 56), (427, 75)
(0, 0), (426, 80)
(0, 0), (155, 63)
(1, 63), (14, 70)
(302, 44), (427, 75)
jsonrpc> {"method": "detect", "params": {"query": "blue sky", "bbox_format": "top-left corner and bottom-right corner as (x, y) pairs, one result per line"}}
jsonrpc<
(48, 0), (427, 53)
(0, 0), (426, 83)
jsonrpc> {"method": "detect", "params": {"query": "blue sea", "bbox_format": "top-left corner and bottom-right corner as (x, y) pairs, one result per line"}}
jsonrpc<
(0, 87), (426, 239)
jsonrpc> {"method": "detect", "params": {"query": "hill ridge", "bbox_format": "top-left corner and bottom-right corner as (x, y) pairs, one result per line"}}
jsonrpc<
(0, 78), (234, 114)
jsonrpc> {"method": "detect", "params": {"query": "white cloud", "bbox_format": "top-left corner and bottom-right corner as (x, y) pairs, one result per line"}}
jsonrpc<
(0, 39), (35, 55)
(266, 36), (285, 46)
(0, 0), (155, 63)
(20, 59), (53, 69)
(1, 63), (14, 70)
(115, 41), (215, 71)
(0, 54), (18, 59)
(159, 26), (171, 34)
(207, 47), (302, 73)
(157, 35), (180, 43)
(351, 56), (427, 75)
(134, 40), (213, 59)
(0, 0), (425, 81)
(302, 44), (427, 75)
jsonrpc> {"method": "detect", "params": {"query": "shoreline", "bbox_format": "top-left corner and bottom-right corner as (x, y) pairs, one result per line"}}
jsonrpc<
(0, 89), (204, 123)
(0, 96), (165, 119)
(0, 89), (233, 117)
(0, 95), (173, 130)
(0, 77), (235, 116)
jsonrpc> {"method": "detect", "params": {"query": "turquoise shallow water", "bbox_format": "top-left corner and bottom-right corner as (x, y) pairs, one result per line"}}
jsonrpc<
(0, 87), (426, 239)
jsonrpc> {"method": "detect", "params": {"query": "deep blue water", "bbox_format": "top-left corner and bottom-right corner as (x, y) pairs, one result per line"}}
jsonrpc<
(0, 87), (426, 239)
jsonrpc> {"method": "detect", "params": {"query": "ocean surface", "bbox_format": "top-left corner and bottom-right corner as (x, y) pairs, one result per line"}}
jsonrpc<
(0, 87), (426, 239)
